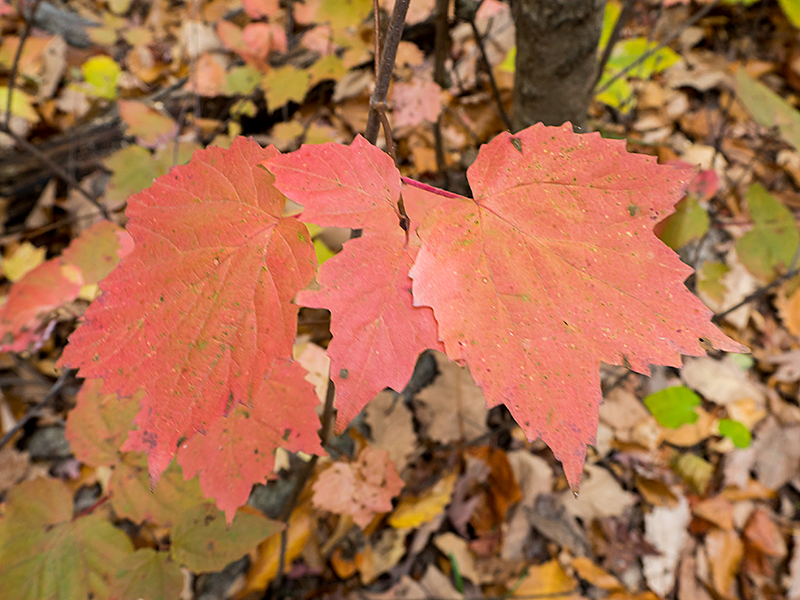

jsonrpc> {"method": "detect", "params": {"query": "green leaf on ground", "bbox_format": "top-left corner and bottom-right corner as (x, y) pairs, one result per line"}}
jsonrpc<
(657, 196), (710, 250)
(170, 503), (283, 572)
(111, 549), (184, 600)
(596, 38), (680, 109)
(735, 183), (799, 281)
(778, 0), (800, 28)
(109, 454), (207, 528)
(697, 261), (730, 305)
(736, 68), (800, 151)
(719, 418), (752, 448)
(0, 478), (133, 600)
(643, 386), (701, 429)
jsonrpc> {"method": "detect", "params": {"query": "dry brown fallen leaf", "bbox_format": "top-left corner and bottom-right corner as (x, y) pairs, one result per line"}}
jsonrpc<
(750, 417), (800, 490)
(364, 390), (417, 472)
(502, 451), (553, 560)
(704, 528), (744, 599)
(414, 351), (488, 444)
(561, 465), (636, 522)
(642, 494), (691, 597)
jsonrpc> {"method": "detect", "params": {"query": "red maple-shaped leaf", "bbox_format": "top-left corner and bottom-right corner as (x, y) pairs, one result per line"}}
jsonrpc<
(409, 124), (745, 487)
(264, 137), (444, 427)
(178, 360), (323, 522)
(60, 138), (318, 483)
(0, 221), (132, 352)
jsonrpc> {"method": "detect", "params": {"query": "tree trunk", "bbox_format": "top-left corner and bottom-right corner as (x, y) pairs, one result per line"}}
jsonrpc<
(511, 0), (606, 131)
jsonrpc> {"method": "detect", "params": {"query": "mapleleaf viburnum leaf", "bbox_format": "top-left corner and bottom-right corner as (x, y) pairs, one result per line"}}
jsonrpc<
(0, 478), (134, 599)
(266, 124), (744, 488)
(60, 138), (320, 503)
(264, 137), (446, 426)
(178, 359), (323, 522)
(0, 220), (132, 353)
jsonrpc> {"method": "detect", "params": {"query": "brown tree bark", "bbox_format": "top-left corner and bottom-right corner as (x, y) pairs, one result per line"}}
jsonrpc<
(511, 0), (606, 131)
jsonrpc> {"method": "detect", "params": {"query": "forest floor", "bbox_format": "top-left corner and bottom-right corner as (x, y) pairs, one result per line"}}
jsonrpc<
(1, 1), (800, 600)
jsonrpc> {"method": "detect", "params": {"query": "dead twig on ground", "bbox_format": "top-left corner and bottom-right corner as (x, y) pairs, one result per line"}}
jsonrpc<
(0, 369), (75, 452)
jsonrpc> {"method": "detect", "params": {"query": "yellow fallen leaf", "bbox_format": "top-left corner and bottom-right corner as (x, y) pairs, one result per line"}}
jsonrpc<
(511, 560), (581, 600)
(3, 242), (46, 282)
(241, 504), (312, 594)
(389, 473), (457, 529)
(81, 55), (121, 100)
(0, 86), (38, 121)
(571, 556), (623, 591)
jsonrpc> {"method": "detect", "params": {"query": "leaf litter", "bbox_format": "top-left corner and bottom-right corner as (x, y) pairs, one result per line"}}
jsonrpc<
(2, 1), (800, 599)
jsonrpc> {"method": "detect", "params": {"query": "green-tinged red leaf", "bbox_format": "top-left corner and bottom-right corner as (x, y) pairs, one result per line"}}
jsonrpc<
(65, 379), (142, 467)
(110, 549), (184, 600)
(265, 140), (445, 427)
(60, 138), (318, 484)
(62, 221), (136, 286)
(177, 360), (324, 523)
(117, 100), (178, 149)
(0, 261), (82, 352)
(0, 478), (134, 600)
(0, 221), (131, 352)
(103, 143), (200, 205)
(409, 124), (744, 488)
(170, 503), (283, 573)
(109, 454), (206, 528)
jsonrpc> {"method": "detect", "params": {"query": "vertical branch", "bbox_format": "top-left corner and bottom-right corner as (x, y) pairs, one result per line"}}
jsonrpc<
(285, 0), (297, 51)
(590, 0), (634, 94)
(5, 0), (44, 130)
(273, 380), (336, 590)
(373, 0), (381, 77)
(365, 0), (411, 144)
(432, 0), (451, 179)
(469, 17), (512, 131)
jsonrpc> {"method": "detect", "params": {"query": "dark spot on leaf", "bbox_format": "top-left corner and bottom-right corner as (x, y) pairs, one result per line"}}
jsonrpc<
(339, 368), (349, 379)
(510, 137), (522, 153)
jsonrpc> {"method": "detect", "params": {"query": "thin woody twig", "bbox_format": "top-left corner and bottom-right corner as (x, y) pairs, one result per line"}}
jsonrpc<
(5, 0), (43, 130)
(374, 101), (398, 165)
(274, 380), (337, 590)
(2, 0), (110, 220)
(0, 369), (74, 452)
(365, 0), (411, 144)
(0, 123), (111, 220)
(285, 0), (296, 51)
(594, 0), (722, 97)
(590, 0), (634, 93)
(712, 261), (800, 325)
(373, 0), (381, 77)
(432, 0), (450, 180)
(469, 16), (512, 131)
